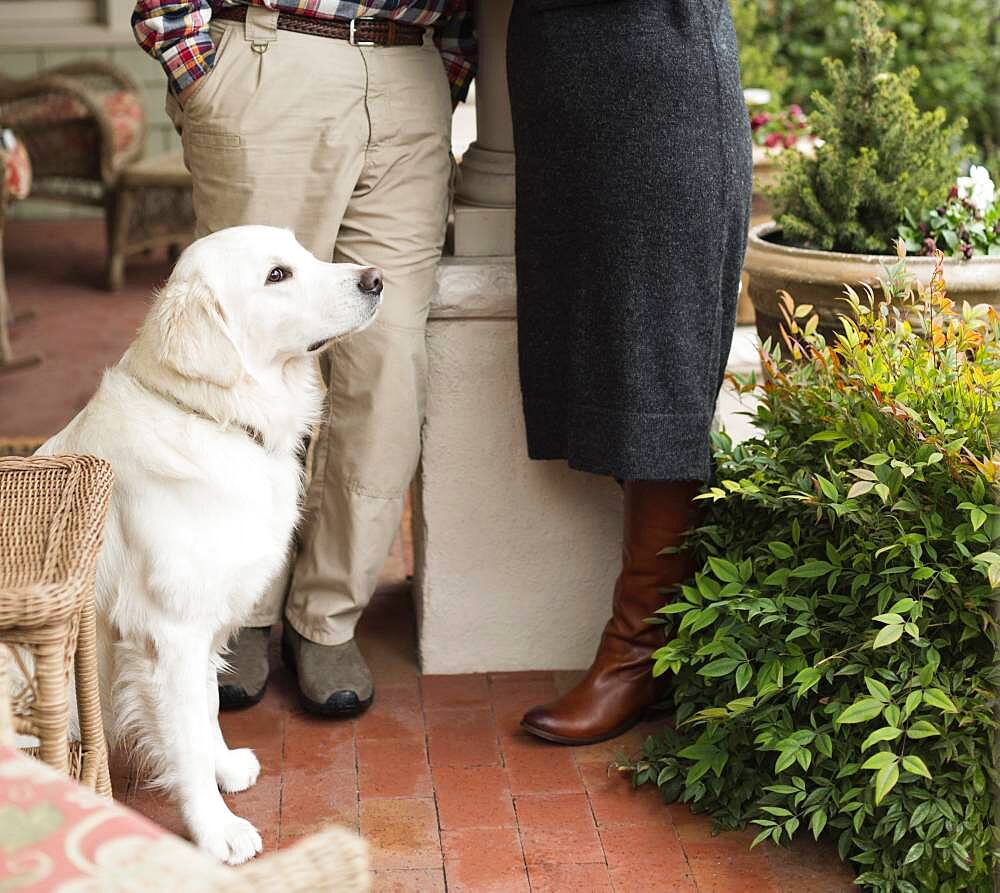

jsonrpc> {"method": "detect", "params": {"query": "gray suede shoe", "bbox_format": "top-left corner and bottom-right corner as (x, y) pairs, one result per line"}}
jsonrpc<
(218, 626), (271, 710)
(282, 625), (374, 717)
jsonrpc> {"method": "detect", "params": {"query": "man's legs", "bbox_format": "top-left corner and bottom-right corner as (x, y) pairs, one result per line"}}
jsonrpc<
(281, 39), (454, 712)
(198, 27), (454, 713)
(170, 9), (371, 704)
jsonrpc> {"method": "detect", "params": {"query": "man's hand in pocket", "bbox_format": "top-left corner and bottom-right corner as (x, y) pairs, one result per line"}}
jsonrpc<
(178, 78), (207, 109)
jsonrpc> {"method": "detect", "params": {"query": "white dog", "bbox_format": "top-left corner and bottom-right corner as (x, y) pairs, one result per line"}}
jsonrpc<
(36, 225), (382, 864)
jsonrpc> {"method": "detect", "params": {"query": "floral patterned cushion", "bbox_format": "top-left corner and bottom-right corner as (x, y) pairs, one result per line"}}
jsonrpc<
(1, 131), (31, 201)
(0, 746), (230, 892)
(101, 91), (144, 157)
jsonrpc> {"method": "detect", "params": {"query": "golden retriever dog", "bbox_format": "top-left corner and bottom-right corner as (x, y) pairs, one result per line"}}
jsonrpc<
(36, 225), (382, 863)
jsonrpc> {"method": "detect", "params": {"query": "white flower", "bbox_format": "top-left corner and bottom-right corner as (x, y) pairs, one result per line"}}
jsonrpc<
(956, 165), (996, 215)
(743, 88), (772, 108)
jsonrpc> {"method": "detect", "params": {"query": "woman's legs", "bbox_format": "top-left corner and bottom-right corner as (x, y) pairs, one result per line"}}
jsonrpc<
(521, 479), (702, 744)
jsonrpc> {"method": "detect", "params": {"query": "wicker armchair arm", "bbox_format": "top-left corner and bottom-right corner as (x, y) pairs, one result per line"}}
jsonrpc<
(0, 74), (114, 163)
(223, 827), (369, 893)
(39, 60), (142, 98)
(0, 580), (84, 630)
(0, 73), (104, 113)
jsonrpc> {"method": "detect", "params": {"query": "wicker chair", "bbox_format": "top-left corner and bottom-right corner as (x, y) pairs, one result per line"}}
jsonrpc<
(0, 60), (146, 284)
(0, 454), (114, 796)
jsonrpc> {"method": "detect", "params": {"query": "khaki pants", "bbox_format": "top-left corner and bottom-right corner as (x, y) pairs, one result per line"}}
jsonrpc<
(169, 7), (453, 645)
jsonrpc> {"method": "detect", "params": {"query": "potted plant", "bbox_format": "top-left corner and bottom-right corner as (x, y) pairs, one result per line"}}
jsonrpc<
(623, 254), (999, 891)
(743, 0), (1000, 345)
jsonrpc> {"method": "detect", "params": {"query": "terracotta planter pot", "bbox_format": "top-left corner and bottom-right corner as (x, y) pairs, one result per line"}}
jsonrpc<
(738, 145), (815, 325)
(744, 221), (1000, 345)
(750, 145), (782, 220)
(737, 147), (784, 324)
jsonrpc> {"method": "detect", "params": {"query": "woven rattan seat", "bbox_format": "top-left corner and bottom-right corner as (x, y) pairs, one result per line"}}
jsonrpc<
(0, 454), (114, 795)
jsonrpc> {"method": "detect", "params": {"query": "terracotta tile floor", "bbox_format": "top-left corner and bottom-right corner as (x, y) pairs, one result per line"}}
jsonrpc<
(2, 221), (857, 891)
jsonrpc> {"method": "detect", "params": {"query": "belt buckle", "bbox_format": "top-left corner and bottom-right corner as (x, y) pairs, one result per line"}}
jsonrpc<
(349, 16), (377, 47)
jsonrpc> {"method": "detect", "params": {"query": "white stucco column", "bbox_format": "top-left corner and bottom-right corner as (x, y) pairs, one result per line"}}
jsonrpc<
(413, 1), (624, 673)
(450, 0), (516, 257)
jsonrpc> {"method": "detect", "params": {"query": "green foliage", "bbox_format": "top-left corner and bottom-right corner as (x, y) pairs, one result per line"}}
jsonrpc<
(736, 0), (999, 157)
(626, 255), (1000, 891)
(770, 0), (969, 254)
(899, 166), (1000, 260)
(731, 0), (789, 107)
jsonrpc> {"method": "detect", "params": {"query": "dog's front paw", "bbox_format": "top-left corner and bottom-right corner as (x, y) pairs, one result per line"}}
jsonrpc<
(215, 747), (261, 793)
(195, 812), (263, 865)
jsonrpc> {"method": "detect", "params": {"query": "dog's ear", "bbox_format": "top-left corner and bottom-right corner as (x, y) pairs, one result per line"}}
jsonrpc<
(151, 275), (244, 388)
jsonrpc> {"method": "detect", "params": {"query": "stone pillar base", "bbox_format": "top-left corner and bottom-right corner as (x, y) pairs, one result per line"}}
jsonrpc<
(413, 256), (622, 674)
(456, 141), (516, 209)
(451, 201), (515, 258)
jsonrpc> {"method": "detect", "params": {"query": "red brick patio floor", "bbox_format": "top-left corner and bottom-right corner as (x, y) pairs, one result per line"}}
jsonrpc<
(3, 221), (856, 891)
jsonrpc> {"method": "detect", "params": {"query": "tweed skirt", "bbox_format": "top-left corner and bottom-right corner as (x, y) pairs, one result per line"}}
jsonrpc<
(507, 0), (753, 481)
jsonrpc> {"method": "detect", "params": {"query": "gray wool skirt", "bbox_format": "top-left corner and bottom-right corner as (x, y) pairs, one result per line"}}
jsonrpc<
(507, 0), (752, 482)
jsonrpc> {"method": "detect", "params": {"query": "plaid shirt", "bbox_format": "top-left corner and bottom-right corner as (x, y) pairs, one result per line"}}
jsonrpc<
(133, 0), (476, 103)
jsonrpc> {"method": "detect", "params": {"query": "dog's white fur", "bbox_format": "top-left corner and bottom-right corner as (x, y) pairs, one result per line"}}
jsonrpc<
(35, 225), (381, 864)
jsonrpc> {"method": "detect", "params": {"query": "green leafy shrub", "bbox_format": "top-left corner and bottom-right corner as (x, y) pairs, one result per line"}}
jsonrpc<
(770, 0), (969, 254)
(731, 0), (789, 107)
(626, 251), (1000, 891)
(736, 0), (998, 158)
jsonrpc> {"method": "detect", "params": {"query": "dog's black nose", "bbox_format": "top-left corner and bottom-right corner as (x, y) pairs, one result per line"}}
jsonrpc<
(358, 267), (383, 296)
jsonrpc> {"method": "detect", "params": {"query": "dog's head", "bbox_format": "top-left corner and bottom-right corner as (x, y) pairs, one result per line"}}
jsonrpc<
(147, 226), (382, 387)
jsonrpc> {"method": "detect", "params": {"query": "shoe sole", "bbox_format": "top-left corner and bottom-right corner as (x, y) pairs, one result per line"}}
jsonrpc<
(218, 683), (267, 712)
(281, 634), (374, 718)
(519, 705), (670, 746)
(299, 690), (374, 718)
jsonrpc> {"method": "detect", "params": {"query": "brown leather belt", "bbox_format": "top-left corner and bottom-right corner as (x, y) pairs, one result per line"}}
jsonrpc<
(213, 5), (425, 47)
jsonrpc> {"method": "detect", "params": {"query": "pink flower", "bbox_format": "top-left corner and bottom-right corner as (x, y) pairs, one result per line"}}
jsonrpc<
(764, 132), (782, 148)
(783, 133), (797, 148)
(789, 104), (804, 119)
(750, 113), (770, 129)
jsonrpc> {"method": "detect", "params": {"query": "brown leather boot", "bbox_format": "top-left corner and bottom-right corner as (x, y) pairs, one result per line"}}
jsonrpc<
(521, 479), (702, 745)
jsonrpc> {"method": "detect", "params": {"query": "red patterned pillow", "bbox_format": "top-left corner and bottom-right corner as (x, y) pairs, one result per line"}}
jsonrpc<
(1, 132), (32, 201)
(101, 90), (144, 156)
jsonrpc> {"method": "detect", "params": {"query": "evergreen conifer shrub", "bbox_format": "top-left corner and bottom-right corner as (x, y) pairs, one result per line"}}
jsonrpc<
(770, 0), (969, 254)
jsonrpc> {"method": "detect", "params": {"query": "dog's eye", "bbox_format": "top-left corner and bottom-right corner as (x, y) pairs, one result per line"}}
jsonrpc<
(266, 267), (291, 284)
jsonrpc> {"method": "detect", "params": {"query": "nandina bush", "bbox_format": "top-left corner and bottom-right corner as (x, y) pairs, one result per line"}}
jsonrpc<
(626, 250), (1000, 891)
